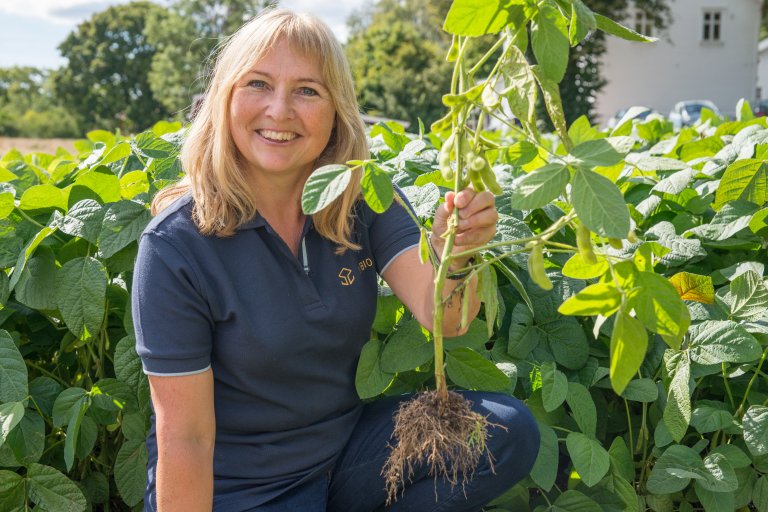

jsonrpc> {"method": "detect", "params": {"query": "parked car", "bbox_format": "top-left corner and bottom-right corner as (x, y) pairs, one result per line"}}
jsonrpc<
(753, 99), (768, 117)
(668, 100), (720, 129)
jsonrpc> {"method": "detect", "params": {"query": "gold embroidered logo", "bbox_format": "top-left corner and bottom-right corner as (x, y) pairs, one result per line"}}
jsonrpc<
(338, 267), (355, 286)
(358, 258), (373, 272)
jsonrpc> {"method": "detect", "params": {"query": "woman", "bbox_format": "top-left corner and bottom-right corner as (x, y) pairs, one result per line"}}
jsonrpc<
(132, 8), (539, 512)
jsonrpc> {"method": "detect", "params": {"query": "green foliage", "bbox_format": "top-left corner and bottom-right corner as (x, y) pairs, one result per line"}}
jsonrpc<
(145, 0), (277, 115)
(303, 2), (767, 510)
(0, 121), (182, 510)
(55, 2), (172, 133)
(0, 67), (79, 138)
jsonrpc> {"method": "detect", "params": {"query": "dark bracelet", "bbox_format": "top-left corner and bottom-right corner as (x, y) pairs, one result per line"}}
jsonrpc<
(446, 257), (477, 280)
(428, 235), (477, 280)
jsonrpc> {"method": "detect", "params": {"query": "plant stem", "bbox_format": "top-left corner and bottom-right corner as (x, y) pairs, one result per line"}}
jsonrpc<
(25, 360), (68, 387)
(624, 399), (635, 454)
(14, 207), (66, 243)
(736, 345), (768, 417)
(721, 362), (735, 409)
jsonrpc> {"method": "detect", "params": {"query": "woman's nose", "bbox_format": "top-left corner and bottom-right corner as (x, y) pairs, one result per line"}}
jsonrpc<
(266, 91), (295, 120)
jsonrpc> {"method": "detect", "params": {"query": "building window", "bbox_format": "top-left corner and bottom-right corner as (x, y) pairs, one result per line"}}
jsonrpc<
(634, 9), (653, 37)
(703, 10), (723, 42)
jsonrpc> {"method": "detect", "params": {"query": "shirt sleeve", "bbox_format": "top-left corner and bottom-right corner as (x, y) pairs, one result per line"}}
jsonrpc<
(368, 188), (421, 274)
(131, 231), (214, 376)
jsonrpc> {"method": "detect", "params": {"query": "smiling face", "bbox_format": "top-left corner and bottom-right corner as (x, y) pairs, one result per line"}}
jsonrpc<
(229, 39), (336, 184)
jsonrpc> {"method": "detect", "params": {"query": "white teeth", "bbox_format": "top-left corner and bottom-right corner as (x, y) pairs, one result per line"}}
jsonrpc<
(259, 130), (297, 141)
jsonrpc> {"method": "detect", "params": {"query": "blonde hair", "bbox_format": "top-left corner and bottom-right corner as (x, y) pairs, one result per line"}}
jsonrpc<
(153, 8), (368, 250)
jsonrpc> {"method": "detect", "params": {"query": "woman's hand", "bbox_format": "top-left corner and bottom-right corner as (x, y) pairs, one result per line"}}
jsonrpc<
(430, 189), (498, 268)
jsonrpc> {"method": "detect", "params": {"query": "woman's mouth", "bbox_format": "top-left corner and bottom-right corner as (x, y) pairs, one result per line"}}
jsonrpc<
(258, 129), (298, 142)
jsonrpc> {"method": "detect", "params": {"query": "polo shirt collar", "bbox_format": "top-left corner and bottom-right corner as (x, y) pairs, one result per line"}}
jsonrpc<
(235, 211), (314, 232)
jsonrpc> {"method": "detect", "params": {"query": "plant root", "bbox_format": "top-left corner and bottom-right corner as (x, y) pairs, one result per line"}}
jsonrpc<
(382, 390), (499, 505)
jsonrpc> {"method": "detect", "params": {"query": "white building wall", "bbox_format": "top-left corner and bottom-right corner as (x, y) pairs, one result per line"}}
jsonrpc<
(596, 0), (762, 123)
(757, 40), (768, 100)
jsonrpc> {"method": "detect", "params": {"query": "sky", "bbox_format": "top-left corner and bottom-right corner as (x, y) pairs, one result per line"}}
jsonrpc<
(0, 0), (368, 69)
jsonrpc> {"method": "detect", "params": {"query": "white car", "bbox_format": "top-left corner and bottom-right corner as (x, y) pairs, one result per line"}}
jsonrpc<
(669, 100), (720, 129)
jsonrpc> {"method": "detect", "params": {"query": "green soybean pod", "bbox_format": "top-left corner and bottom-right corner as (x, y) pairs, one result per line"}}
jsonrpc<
(576, 224), (598, 265)
(439, 134), (455, 180)
(477, 159), (503, 195)
(527, 244), (552, 291)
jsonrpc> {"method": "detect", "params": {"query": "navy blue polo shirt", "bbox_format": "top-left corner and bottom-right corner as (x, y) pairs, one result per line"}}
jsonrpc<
(131, 193), (419, 511)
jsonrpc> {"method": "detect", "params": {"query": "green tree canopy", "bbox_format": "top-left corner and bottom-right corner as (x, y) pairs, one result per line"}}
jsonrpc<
(55, 1), (171, 133)
(345, 0), (455, 128)
(0, 67), (78, 137)
(145, 0), (277, 116)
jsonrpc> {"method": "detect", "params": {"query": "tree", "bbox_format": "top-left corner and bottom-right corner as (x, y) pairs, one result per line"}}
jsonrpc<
(0, 66), (78, 137)
(345, 0), (455, 128)
(145, 0), (277, 116)
(55, 1), (171, 133)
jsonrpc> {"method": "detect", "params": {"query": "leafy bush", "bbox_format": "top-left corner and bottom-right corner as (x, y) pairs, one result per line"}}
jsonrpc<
(0, 3), (766, 512)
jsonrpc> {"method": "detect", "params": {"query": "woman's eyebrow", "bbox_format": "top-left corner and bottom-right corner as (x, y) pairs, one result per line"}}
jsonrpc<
(246, 70), (326, 87)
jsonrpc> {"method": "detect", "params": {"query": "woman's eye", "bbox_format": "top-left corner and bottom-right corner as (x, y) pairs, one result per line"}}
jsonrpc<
(247, 80), (266, 89)
(299, 87), (318, 96)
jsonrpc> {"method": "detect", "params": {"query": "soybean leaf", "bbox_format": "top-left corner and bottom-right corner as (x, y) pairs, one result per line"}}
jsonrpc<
(744, 406), (768, 457)
(620, 378), (658, 403)
(27, 462), (87, 512)
(552, 490), (602, 511)
(567, 382), (596, 438)
(55, 257), (108, 339)
(380, 319), (432, 373)
(710, 444), (752, 469)
(64, 398), (89, 471)
(571, 168), (630, 239)
(355, 339), (394, 399)
(566, 432), (610, 487)
(0, 331), (28, 403)
(15, 249), (58, 310)
(503, 46), (537, 123)
(6, 411), (44, 464)
(28, 377), (62, 418)
(372, 294), (404, 335)
(669, 272), (714, 304)
(570, 137), (634, 168)
(569, 0), (596, 45)
(610, 311), (648, 395)
(688, 320), (762, 365)
(361, 163), (394, 214)
(561, 252), (609, 280)
(443, 0), (514, 36)
(445, 348), (511, 393)
(644, 221), (708, 267)
(509, 163), (569, 209)
(114, 438), (148, 507)
(444, 319), (489, 352)
(19, 184), (67, 212)
(60, 199), (104, 244)
(301, 165), (352, 215)
(714, 159), (768, 210)
(72, 167), (121, 204)
(720, 270), (768, 321)
(559, 282), (621, 317)
(8, 226), (57, 291)
(686, 200), (756, 241)
(541, 362), (568, 412)
(0, 402), (24, 448)
(595, 13), (656, 42)
(608, 437), (635, 482)
(52, 388), (87, 428)
(663, 351), (691, 442)
(119, 170), (150, 199)
(753, 476), (768, 511)
(646, 444), (704, 494)
(98, 200), (151, 259)
(690, 402), (737, 434)
(133, 131), (176, 159)
(529, 423), (558, 491)
(697, 452), (738, 492)
(0, 470), (25, 512)
(531, 5), (569, 83)
(632, 271), (690, 348)
(114, 335), (144, 390)
(694, 482), (735, 512)
(533, 68), (569, 149)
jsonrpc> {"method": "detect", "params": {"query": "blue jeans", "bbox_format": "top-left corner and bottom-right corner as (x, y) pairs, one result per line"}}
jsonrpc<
(251, 391), (540, 511)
